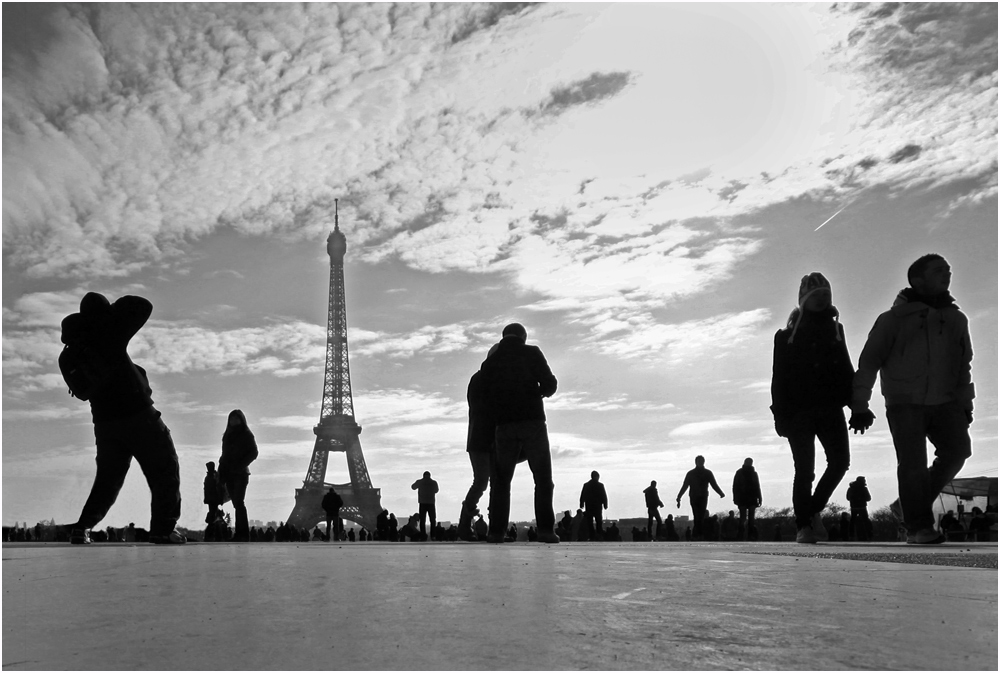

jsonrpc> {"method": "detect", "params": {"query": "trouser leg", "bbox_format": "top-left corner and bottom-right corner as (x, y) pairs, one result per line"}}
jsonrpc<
(78, 422), (134, 530)
(811, 409), (850, 516)
(131, 414), (181, 536)
(489, 426), (520, 537)
(691, 496), (707, 537)
(226, 473), (249, 539)
(887, 405), (934, 532)
(787, 421), (817, 529)
(925, 402), (973, 504)
(524, 423), (555, 533)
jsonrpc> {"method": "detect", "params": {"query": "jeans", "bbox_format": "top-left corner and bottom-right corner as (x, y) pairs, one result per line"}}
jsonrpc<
(463, 451), (491, 511)
(786, 407), (850, 529)
(738, 506), (757, 541)
(489, 420), (555, 537)
(886, 402), (971, 532)
(419, 503), (437, 536)
(690, 495), (708, 538)
(78, 410), (181, 536)
(325, 509), (342, 540)
(850, 509), (870, 541)
(583, 508), (603, 540)
(225, 472), (250, 539)
(647, 507), (662, 538)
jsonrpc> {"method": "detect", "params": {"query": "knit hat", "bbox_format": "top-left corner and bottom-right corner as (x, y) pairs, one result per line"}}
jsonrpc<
(786, 272), (841, 344)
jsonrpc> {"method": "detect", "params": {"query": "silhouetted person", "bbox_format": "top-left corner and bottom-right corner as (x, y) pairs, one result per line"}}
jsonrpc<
(851, 255), (974, 545)
(580, 471), (608, 541)
(348, 528), (356, 542)
(559, 510), (574, 541)
(459, 369), (496, 541)
(474, 514), (488, 540)
(322, 487), (344, 542)
(376, 509), (389, 541)
(411, 471), (439, 539)
(840, 511), (852, 541)
(771, 273), (855, 544)
(219, 409), (258, 542)
(664, 514), (679, 541)
(846, 476), (872, 542)
(59, 293), (184, 545)
(968, 507), (989, 542)
(480, 323), (559, 543)
(203, 461), (224, 541)
(389, 513), (399, 542)
(607, 521), (622, 542)
(721, 511), (740, 541)
(644, 481), (664, 539)
(675, 456), (725, 539)
(732, 458), (762, 541)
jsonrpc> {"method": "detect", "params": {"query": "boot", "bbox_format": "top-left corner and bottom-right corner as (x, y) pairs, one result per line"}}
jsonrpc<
(457, 502), (478, 541)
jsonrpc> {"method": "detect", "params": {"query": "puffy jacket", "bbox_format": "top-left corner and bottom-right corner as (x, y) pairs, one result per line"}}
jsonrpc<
(853, 291), (974, 409)
(732, 466), (762, 508)
(466, 371), (496, 453)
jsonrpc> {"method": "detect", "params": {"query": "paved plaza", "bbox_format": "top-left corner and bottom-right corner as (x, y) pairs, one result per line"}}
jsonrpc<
(3, 540), (996, 671)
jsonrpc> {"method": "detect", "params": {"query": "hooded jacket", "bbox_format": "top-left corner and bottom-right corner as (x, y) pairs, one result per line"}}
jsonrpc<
(479, 335), (557, 424)
(732, 466), (762, 508)
(853, 290), (974, 409)
(770, 307), (854, 421)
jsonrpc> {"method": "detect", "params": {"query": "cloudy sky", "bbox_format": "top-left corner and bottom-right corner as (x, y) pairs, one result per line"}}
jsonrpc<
(3, 3), (997, 532)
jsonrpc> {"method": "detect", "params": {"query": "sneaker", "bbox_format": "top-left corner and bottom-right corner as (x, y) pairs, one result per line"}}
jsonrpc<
(810, 513), (828, 542)
(796, 526), (817, 544)
(905, 531), (916, 544)
(912, 528), (946, 545)
(70, 528), (92, 545)
(150, 530), (187, 545)
(536, 531), (560, 544)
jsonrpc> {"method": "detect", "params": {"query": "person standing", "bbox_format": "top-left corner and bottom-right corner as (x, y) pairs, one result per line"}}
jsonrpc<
(480, 322), (560, 543)
(411, 471), (439, 540)
(322, 486), (344, 541)
(675, 456), (725, 540)
(59, 292), (184, 545)
(732, 458), (762, 541)
(203, 461), (224, 541)
(846, 476), (872, 542)
(850, 255), (974, 545)
(458, 369), (496, 541)
(643, 480), (664, 539)
(579, 471), (609, 541)
(219, 409), (258, 542)
(771, 273), (855, 544)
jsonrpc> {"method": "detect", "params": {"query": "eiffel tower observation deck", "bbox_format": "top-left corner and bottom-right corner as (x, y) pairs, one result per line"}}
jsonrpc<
(287, 201), (382, 531)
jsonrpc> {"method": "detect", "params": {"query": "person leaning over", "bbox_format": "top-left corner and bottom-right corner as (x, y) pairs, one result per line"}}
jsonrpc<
(849, 254), (974, 545)
(480, 322), (560, 543)
(59, 292), (185, 545)
(771, 273), (855, 544)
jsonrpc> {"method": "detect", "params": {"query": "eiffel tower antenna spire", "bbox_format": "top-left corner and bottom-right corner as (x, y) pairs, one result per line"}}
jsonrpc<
(287, 202), (382, 532)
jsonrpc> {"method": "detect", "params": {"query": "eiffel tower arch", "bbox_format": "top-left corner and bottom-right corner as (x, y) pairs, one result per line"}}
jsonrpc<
(287, 201), (382, 532)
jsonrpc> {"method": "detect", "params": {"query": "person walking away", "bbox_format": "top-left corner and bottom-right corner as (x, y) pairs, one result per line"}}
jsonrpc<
(732, 458), (762, 541)
(459, 369), (495, 541)
(643, 481), (664, 539)
(58, 293), (184, 545)
(675, 456), (725, 540)
(846, 476), (872, 541)
(771, 273), (855, 544)
(203, 461), (224, 541)
(322, 486), (344, 541)
(480, 322), (560, 543)
(219, 409), (258, 542)
(579, 471), (609, 541)
(850, 255), (974, 545)
(411, 471), (439, 539)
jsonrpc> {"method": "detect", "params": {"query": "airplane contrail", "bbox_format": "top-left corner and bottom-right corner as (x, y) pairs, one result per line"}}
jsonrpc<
(814, 204), (848, 231)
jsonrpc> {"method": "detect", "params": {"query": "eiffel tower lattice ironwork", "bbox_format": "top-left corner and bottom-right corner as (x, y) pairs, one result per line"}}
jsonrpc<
(287, 201), (382, 532)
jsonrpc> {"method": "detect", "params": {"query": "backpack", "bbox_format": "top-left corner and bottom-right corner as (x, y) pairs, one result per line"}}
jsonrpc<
(58, 342), (116, 401)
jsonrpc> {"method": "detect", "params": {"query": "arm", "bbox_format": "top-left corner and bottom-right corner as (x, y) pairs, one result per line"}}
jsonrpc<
(770, 331), (791, 436)
(957, 315), (975, 411)
(852, 313), (894, 413)
(676, 477), (689, 503)
(531, 348), (558, 398)
(601, 485), (608, 510)
(709, 472), (725, 498)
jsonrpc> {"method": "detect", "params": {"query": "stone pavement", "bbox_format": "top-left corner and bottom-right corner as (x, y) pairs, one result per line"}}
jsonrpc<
(3, 540), (996, 671)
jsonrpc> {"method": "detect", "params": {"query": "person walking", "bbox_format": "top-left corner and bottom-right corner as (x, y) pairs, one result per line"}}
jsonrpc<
(846, 476), (872, 542)
(219, 409), (258, 542)
(732, 458), (762, 541)
(59, 293), (184, 545)
(322, 486), (344, 541)
(480, 322), (560, 543)
(643, 480), (664, 540)
(458, 369), (495, 541)
(411, 471), (439, 540)
(850, 255), (975, 545)
(579, 471), (609, 541)
(771, 273), (855, 544)
(675, 456), (725, 540)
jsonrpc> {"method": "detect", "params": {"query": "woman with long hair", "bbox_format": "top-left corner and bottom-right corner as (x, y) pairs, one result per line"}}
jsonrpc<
(219, 409), (258, 542)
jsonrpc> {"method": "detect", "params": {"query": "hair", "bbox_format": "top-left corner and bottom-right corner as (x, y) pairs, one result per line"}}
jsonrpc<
(591, 471), (599, 479)
(907, 253), (945, 285)
(502, 322), (527, 339)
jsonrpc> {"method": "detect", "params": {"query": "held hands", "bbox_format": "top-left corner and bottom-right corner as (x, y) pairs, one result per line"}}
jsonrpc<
(848, 408), (876, 435)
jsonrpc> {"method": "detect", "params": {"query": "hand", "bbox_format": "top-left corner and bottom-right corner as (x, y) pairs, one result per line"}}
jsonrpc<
(849, 409), (876, 435)
(676, 500), (681, 509)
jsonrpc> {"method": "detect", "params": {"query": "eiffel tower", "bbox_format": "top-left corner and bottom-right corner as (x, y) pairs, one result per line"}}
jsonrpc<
(287, 200), (382, 531)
